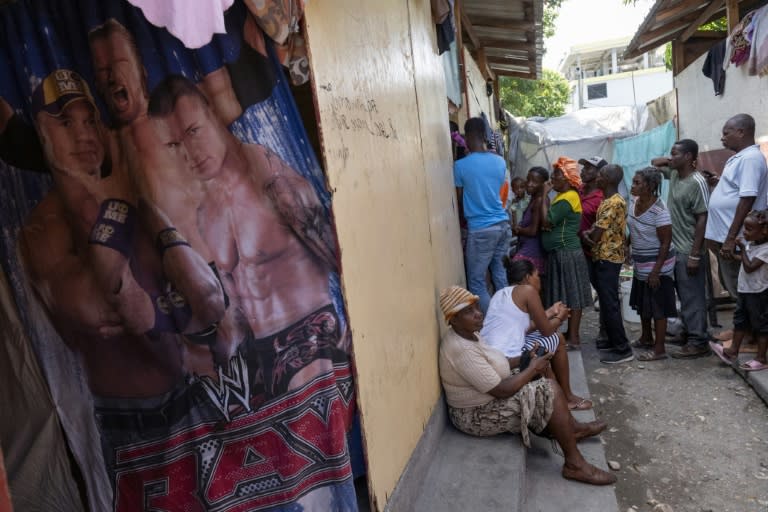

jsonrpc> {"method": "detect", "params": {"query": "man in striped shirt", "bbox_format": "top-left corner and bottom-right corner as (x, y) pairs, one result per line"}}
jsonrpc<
(651, 139), (711, 358)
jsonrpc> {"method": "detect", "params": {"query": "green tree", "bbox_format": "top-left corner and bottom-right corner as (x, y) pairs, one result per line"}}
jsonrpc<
(543, 0), (564, 39)
(499, 69), (570, 118)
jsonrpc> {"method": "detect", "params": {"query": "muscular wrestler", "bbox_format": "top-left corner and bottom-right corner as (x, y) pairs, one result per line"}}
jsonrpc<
(87, 19), (257, 380)
(89, 18), (242, 131)
(19, 70), (225, 398)
(148, 75), (343, 398)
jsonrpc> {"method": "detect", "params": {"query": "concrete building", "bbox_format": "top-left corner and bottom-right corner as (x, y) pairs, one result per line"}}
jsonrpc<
(626, 0), (768, 154)
(559, 37), (673, 110)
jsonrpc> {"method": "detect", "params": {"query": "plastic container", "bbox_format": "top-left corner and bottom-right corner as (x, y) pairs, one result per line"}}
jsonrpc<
(620, 279), (640, 323)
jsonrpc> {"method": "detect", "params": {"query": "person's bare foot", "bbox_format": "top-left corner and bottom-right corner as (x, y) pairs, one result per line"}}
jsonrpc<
(573, 419), (607, 440)
(567, 396), (593, 411)
(562, 461), (617, 485)
(714, 329), (733, 341)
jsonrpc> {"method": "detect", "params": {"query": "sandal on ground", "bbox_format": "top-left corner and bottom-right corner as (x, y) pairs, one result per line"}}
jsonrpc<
(568, 398), (593, 411)
(739, 359), (768, 372)
(709, 341), (734, 365)
(562, 463), (617, 485)
(630, 340), (653, 349)
(636, 351), (668, 362)
(574, 420), (607, 441)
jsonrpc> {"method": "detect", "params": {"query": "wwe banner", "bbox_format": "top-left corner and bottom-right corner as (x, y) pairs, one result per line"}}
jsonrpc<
(0, 1), (356, 510)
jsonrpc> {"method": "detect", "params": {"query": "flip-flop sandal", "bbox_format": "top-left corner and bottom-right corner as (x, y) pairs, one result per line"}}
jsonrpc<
(568, 398), (593, 411)
(630, 340), (653, 349)
(636, 351), (668, 361)
(709, 341), (734, 365)
(740, 359), (768, 372)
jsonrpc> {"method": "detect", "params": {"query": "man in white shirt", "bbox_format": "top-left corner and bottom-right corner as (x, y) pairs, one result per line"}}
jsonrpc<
(705, 114), (768, 298)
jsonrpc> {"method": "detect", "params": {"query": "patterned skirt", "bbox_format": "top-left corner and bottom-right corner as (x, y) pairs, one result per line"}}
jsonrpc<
(545, 248), (593, 309)
(448, 378), (554, 447)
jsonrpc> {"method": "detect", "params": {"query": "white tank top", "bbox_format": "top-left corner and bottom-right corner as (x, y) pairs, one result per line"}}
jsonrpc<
(480, 286), (530, 357)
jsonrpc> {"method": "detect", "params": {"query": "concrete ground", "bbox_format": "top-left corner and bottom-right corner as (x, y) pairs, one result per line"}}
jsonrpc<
(580, 305), (768, 512)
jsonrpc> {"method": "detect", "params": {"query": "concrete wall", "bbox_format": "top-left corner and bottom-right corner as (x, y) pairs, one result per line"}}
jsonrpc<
(569, 68), (672, 110)
(677, 51), (768, 151)
(464, 47), (496, 125)
(304, 1), (465, 509)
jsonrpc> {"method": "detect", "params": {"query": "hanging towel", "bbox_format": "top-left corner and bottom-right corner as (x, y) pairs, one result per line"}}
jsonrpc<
(747, 4), (768, 76)
(702, 40), (726, 95)
(726, 10), (757, 68)
(127, 0), (234, 48)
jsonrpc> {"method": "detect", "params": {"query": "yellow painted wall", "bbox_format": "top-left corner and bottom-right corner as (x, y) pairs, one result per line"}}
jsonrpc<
(304, 1), (464, 509)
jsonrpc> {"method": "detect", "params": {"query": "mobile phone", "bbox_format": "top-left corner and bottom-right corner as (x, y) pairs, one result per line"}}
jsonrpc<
(519, 345), (548, 370)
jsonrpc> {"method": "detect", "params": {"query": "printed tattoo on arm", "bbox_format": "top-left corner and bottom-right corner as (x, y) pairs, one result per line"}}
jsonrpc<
(261, 149), (339, 271)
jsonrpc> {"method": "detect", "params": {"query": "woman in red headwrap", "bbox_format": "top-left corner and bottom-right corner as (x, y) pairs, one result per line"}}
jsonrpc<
(540, 157), (594, 350)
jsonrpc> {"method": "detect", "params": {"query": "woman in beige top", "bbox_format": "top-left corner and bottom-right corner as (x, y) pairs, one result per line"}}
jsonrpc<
(438, 285), (616, 485)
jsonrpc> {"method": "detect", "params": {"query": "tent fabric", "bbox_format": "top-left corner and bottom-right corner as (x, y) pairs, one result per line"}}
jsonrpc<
(0, 270), (85, 512)
(612, 120), (677, 199)
(507, 105), (650, 178)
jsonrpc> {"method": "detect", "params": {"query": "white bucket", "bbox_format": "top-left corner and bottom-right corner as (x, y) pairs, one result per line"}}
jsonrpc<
(620, 279), (640, 323)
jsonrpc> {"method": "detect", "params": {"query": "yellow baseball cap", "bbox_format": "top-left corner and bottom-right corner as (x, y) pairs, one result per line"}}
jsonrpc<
(31, 69), (98, 118)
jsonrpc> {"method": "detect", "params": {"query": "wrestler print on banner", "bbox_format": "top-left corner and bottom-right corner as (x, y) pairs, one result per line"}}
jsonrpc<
(0, 1), (357, 510)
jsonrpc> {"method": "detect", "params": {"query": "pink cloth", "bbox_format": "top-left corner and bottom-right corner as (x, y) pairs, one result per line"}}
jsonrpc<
(126, 0), (234, 48)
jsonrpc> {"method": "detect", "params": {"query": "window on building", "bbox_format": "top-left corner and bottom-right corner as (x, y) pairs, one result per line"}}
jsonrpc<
(587, 82), (607, 100)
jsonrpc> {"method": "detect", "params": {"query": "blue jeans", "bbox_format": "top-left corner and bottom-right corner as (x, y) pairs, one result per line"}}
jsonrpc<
(465, 222), (512, 313)
(674, 253), (709, 347)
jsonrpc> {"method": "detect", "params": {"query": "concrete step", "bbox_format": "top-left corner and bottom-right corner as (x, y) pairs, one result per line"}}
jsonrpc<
(732, 353), (768, 405)
(523, 351), (619, 512)
(411, 426), (527, 511)
(397, 351), (619, 511)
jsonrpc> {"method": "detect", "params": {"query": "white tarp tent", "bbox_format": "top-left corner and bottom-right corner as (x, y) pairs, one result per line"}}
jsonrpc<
(506, 105), (653, 179)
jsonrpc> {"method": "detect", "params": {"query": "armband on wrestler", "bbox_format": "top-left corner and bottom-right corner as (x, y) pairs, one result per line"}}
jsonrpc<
(186, 323), (219, 346)
(147, 287), (193, 335)
(156, 227), (191, 256)
(88, 199), (137, 257)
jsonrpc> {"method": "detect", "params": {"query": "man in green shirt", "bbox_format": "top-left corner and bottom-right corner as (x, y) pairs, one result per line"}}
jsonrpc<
(651, 139), (710, 358)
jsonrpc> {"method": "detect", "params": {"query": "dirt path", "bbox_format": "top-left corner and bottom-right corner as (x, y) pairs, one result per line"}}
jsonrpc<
(580, 309), (768, 512)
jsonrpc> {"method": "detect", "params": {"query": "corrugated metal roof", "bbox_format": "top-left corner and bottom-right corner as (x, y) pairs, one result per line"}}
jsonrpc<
(461, 0), (544, 79)
(625, 0), (765, 59)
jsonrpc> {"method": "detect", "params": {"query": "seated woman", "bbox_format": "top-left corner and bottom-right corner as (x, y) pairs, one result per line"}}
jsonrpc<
(481, 258), (592, 411)
(438, 285), (616, 485)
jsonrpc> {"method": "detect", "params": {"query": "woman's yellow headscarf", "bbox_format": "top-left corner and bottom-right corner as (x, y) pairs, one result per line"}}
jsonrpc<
(553, 156), (582, 189)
